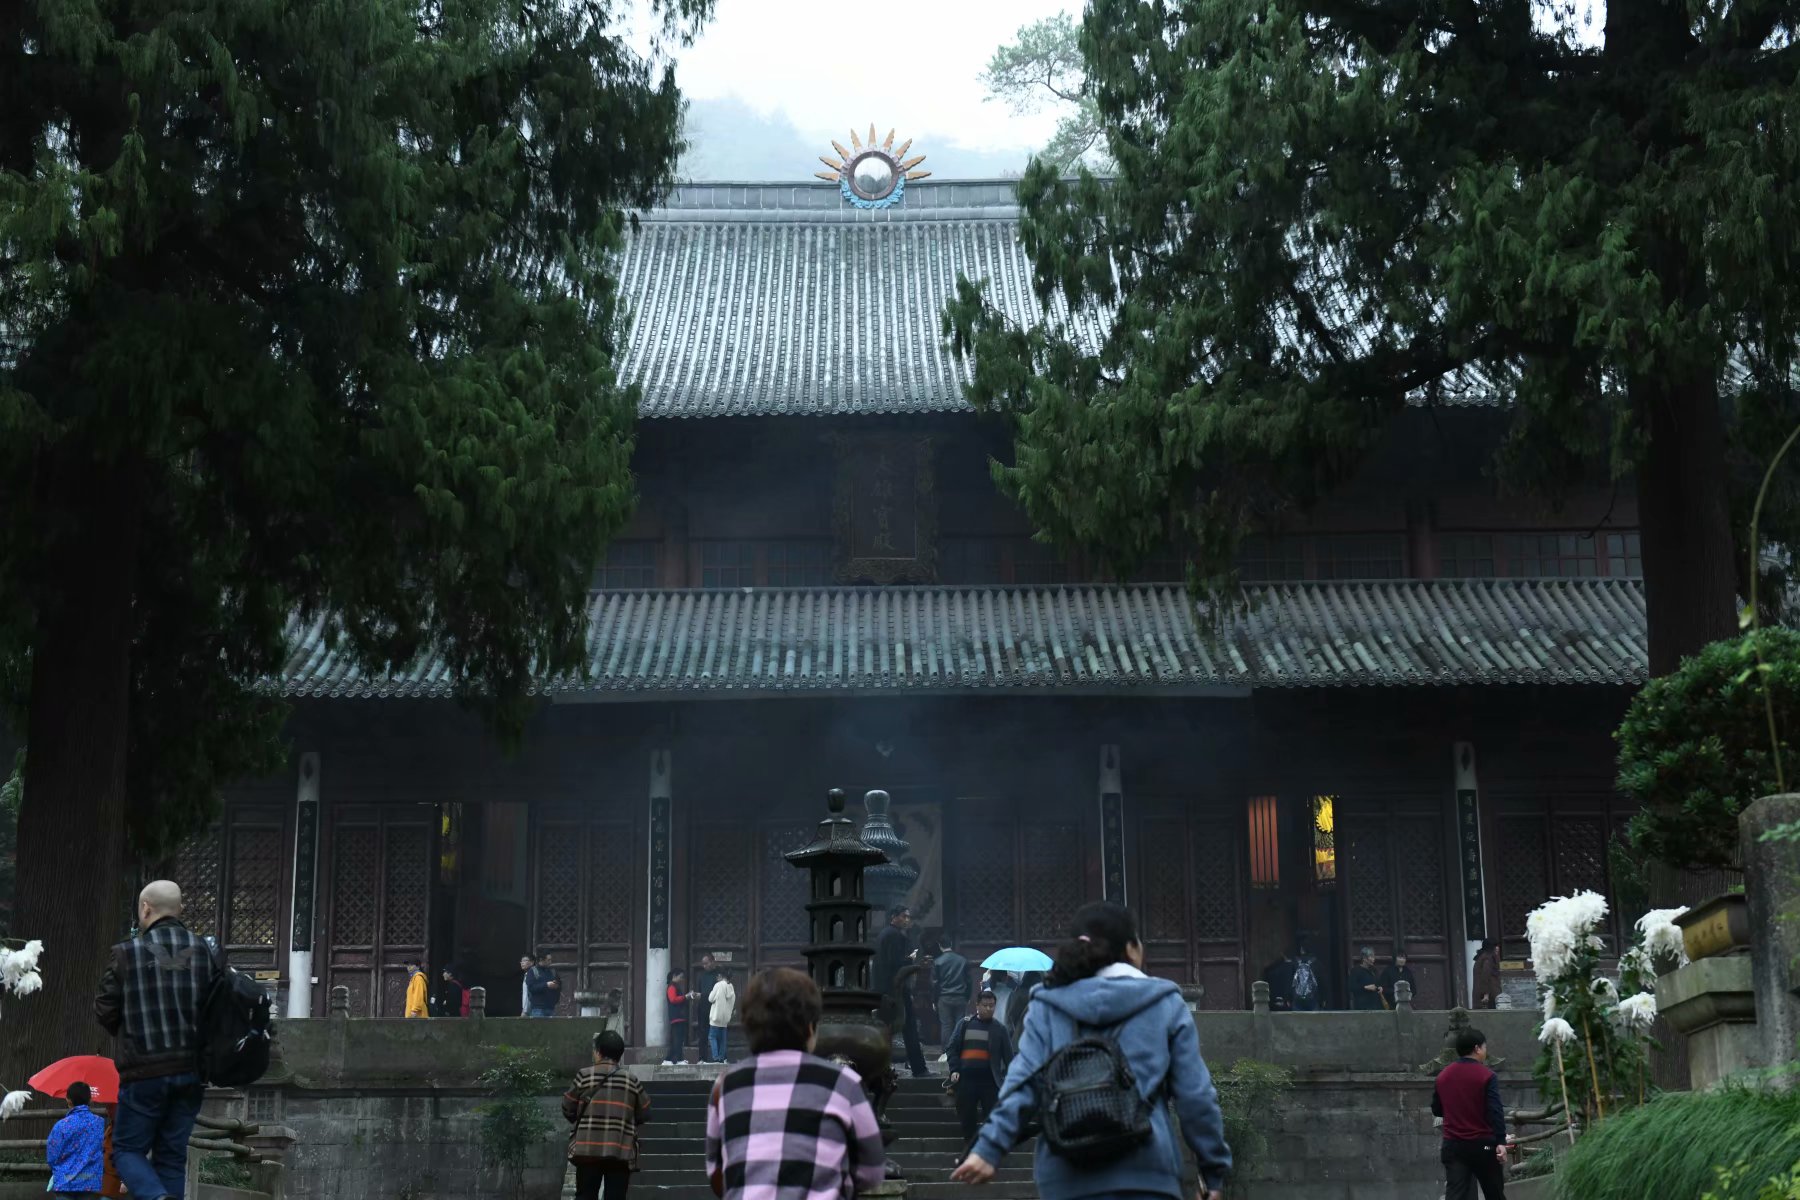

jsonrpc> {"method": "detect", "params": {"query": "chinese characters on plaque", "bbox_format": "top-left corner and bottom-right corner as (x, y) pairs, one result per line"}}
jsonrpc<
(1101, 793), (1127, 904)
(832, 433), (936, 583)
(291, 797), (317, 951)
(649, 795), (671, 949)
(1456, 788), (1486, 938)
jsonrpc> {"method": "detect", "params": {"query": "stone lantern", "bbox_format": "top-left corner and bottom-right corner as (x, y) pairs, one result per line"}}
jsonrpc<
(786, 788), (905, 1181)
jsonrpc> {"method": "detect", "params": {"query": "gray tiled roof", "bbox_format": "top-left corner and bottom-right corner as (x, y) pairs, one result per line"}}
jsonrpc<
(275, 578), (1645, 701)
(616, 180), (1507, 417)
(616, 181), (1099, 418)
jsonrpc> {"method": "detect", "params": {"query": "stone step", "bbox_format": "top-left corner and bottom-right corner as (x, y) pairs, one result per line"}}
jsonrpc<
(573, 1187), (1038, 1200)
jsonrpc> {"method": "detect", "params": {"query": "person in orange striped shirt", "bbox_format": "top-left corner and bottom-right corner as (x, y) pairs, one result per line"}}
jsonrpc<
(946, 990), (1013, 1163)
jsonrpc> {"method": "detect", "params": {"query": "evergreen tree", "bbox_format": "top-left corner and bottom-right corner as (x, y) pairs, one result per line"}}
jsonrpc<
(0, 0), (706, 1073)
(982, 13), (1109, 171)
(949, 0), (1800, 674)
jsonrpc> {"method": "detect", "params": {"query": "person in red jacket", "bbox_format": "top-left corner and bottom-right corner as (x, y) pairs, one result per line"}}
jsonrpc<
(1431, 1027), (1508, 1199)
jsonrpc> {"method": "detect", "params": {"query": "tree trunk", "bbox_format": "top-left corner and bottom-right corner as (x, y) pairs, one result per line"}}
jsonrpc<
(1, 462), (141, 1089)
(1636, 368), (1738, 676)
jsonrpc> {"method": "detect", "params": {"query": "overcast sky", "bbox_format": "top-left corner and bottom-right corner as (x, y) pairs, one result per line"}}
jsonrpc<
(661, 0), (1074, 163)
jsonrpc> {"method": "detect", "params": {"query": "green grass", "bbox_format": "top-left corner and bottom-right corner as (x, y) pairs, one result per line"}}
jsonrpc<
(1554, 1087), (1800, 1200)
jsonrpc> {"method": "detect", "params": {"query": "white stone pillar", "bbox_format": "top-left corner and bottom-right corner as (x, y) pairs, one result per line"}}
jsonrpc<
(644, 749), (672, 1050)
(1453, 742), (1486, 1009)
(287, 752), (321, 1019)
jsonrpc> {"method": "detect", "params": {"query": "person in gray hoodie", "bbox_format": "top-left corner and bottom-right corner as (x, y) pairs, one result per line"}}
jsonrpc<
(951, 901), (1231, 1200)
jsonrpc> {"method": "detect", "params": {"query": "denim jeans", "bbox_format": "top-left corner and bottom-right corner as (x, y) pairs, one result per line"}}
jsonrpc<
(114, 1071), (204, 1200)
(707, 1025), (728, 1062)
(529, 1005), (555, 1018)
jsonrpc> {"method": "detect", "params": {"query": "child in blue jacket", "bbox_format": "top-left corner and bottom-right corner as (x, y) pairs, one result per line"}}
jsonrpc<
(46, 1081), (106, 1198)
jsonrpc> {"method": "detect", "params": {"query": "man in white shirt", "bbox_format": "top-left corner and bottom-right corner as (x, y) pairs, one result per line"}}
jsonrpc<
(705, 970), (737, 1063)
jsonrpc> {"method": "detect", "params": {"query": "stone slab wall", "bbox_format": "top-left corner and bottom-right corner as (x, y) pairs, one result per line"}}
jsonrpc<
(253, 1009), (1545, 1200)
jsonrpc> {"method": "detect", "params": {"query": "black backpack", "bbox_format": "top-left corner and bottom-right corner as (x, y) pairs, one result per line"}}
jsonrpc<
(200, 950), (274, 1087)
(1031, 1021), (1157, 1166)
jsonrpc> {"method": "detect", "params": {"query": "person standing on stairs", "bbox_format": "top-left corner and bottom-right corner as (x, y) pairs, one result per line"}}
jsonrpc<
(705, 968), (885, 1200)
(952, 900), (1232, 1200)
(706, 970), (737, 1064)
(663, 970), (701, 1066)
(946, 990), (1013, 1164)
(931, 937), (972, 1048)
(873, 905), (931, 1078)
(564, 1030), (650, 1200)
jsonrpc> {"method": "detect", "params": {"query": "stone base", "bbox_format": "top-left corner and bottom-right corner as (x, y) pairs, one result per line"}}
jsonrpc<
(1656, 955), (1763, 1089)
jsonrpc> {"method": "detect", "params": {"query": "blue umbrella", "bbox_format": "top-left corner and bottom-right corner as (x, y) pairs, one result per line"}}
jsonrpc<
(981, 947), (1053, 973)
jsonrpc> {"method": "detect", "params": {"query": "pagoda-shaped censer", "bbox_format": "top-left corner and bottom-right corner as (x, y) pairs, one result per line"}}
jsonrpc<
(786, 788), (905, 1182)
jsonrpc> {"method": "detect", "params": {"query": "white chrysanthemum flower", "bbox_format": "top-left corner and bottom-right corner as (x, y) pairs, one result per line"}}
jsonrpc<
(0, 941), (41, 990)
(0, 1091), (30, 1120)
(1593, 976), (1618, 999)
(11, 972), (41, 998)
(1542, 990), (1558, 1021)
(1538, 1017), (1577, 1045)
(1617, 992), (1658, 1032)
(1526, 891), (1611, 983)
(1635, 908), (1690, 968)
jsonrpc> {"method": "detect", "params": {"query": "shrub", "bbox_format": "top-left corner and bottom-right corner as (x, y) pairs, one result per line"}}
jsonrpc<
(1553, 1087), (1800, 1200)
(1617, 627), (1800, 868)
(1214, 1058), (1293, 1192)
(476, 1048), (559, 1200)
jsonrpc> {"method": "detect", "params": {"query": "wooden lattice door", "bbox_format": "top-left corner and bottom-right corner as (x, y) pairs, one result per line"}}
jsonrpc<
(1493, 793), (1635, 959)
(1340, 797), (1452, 1007)
(322, 806), (433, 1017)
(686, 823), (817, 975)
(946, 807), (1088, 966)
(1135, 808), (1246, 1007)
(531, 817), (637, 1022)
(166, 803), (289, 974)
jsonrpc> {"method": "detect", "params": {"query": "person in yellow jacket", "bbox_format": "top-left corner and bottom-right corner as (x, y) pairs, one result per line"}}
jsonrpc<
(404, 960), (430, 1019)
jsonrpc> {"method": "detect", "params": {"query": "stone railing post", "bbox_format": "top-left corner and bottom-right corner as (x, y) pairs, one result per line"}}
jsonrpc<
(468, 986), (487, 1020)
(1179, 984), (1205, 1015)
(1395, 980), (1414, 1014)
(576, 990), (602, 1018)
(1251, 980), (1271, 1015)
(244, 1125), (297, 1200)
(329, 985), (349, 1020)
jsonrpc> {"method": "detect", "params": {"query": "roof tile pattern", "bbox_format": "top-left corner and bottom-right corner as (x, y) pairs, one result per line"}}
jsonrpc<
(616, 212), (1105, 417)
(276, 579), (1646, 700)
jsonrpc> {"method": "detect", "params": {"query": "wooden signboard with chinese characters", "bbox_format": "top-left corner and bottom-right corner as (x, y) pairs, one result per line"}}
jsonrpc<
(831, 433), (937, 583)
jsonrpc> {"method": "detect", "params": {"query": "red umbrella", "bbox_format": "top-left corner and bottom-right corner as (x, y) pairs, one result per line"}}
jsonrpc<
(29, 1056), (119, 1105)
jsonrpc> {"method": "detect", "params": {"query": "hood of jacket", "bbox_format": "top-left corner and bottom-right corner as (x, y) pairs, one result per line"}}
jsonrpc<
(1030, 973), (1181, 1029)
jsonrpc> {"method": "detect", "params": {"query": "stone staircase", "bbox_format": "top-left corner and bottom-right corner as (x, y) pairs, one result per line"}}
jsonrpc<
(565, 1071), (1039, 1198)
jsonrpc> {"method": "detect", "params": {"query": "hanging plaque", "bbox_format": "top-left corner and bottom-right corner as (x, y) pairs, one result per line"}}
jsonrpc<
(831, 433), (937, 584)
(1457, 787), (1485, 939)
(649, 795), (671, 949)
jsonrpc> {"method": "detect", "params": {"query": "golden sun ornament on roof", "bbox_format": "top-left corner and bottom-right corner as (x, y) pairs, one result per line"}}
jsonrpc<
(816, 126), (930, 209)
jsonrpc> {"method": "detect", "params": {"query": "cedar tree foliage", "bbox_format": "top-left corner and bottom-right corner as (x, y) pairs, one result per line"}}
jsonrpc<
(947, 0), (1800, 674)
(0, 0), (707, 1071)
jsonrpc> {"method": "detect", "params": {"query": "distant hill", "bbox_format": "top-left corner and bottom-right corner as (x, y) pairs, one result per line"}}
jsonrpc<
(679, 96), (1032, 182)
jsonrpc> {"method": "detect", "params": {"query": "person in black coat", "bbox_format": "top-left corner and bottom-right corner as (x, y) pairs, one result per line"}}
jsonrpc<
(873, 904), (931, 1077)
(1378, 952), (1418, 1007)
